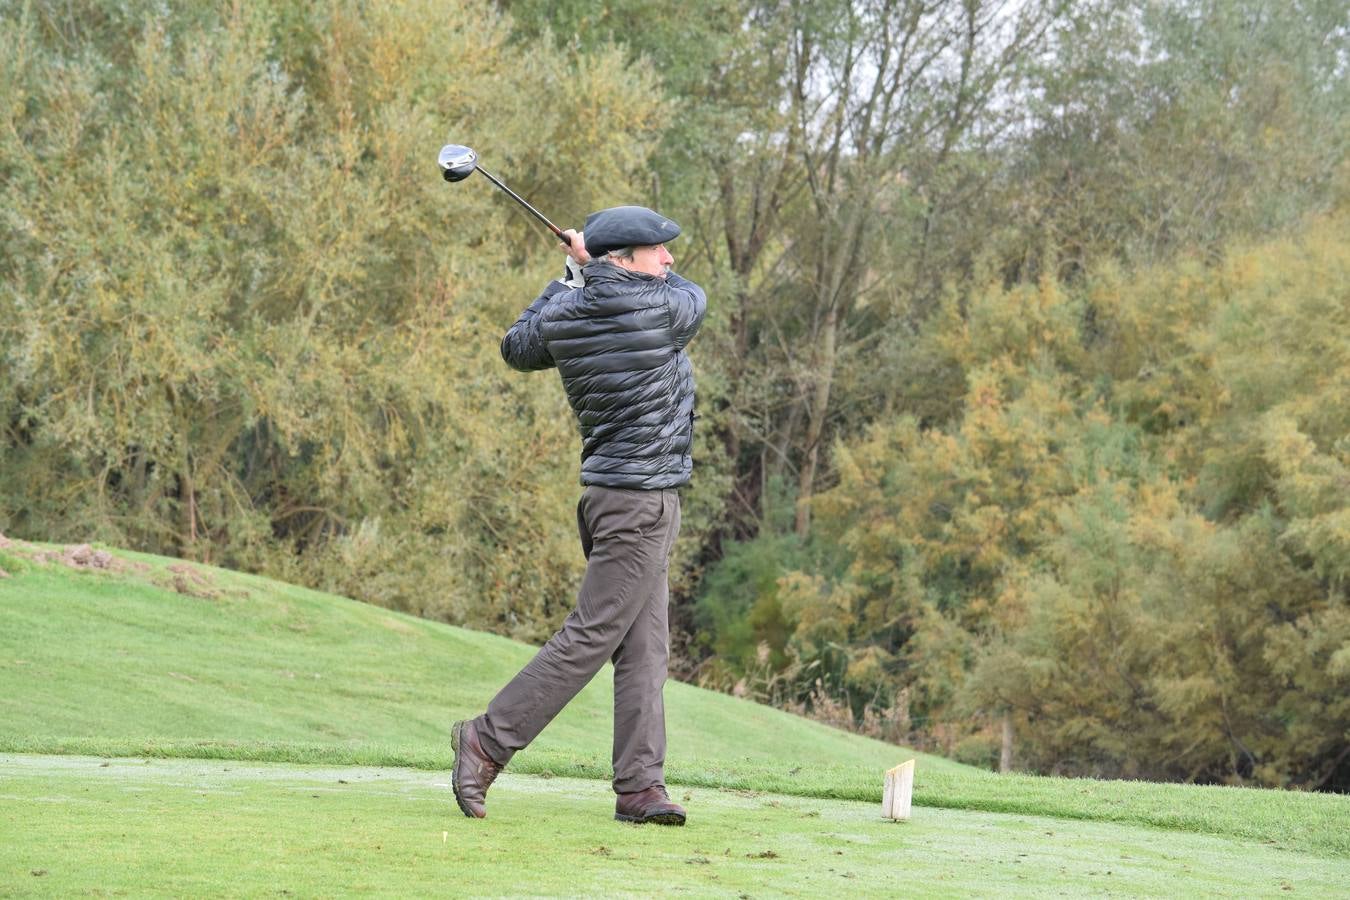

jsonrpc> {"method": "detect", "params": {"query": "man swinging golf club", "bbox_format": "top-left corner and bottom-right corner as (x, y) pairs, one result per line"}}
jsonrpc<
(451, 205), (707, 826)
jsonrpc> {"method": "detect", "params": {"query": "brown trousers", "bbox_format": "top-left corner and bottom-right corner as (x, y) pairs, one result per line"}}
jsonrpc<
(475, 485), (681, 793)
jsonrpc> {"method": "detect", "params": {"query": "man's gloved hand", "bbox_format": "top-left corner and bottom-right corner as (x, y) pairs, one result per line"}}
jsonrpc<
(559, 228), (589, 288)
(562, 256), (585, 288)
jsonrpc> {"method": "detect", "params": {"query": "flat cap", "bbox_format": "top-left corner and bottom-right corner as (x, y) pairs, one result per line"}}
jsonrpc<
(584, 206), (681, 258)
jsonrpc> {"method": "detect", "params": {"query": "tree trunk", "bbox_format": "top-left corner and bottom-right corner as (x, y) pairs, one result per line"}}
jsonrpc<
(795, 302), (837, 537)
(1000, 713), (1014, 773)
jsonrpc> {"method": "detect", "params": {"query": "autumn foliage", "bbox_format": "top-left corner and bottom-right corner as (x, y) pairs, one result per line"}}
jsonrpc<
(2, 1), (1346, 789)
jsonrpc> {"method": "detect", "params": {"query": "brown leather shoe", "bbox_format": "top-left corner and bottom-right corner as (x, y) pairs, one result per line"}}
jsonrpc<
(615, 785), (686, 826)
(451, 719), (501, 819)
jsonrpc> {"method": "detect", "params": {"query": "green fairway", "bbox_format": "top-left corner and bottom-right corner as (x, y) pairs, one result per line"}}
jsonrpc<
(2, 540), (1348, 896)
(4, 755), (1346, 898)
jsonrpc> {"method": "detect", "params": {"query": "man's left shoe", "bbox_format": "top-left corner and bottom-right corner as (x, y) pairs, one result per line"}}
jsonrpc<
(615, 785), (686, 826)
(451, 718), (501, 819)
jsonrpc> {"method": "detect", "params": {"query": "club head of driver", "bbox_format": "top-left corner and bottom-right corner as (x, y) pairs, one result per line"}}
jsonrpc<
(439, 144), (478, 182)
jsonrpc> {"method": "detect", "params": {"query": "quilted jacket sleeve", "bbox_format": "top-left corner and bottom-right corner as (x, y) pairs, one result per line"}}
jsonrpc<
(665, 272), (707, 352)
(501, 280), (569, 372)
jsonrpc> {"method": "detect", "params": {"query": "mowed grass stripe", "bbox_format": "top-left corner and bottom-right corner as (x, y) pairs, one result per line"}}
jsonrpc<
(1, 544), (1347, 860)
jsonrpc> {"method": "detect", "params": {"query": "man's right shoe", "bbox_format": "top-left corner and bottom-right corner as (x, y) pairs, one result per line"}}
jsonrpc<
(451, 718), (501, 819)
(615, 784), (686, 826)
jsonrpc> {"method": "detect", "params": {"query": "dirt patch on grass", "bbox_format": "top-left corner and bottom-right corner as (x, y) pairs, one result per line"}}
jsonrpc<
(59, 543), (119, 570)
(0, 531), (230, 599)
(0, 532), (143, 574)
(165, 563), (221, 600)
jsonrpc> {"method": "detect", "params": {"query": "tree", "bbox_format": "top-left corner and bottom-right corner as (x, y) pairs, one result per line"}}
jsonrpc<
(0, 0), (664, 639)
(1006, 0), (1350, 275)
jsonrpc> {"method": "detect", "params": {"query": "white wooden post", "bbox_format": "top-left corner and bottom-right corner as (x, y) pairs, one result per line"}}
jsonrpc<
(883, 759), (915, 821)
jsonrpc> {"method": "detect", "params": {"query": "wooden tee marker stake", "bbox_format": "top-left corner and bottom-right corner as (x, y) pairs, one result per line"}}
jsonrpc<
(883, 760), (915, 821)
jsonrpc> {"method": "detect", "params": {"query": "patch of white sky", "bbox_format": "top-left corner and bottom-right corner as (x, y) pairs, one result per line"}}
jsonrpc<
(729, 0), (1347, 155)
(731, 0), (1081, 154)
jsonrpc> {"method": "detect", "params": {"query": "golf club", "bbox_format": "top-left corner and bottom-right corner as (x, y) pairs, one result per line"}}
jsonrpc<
(438, 144), (569, 246)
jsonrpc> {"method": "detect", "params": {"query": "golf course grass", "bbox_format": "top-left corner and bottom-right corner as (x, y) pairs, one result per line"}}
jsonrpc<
(2, 539), (1348, 895)
(6, 756), (1346, 897)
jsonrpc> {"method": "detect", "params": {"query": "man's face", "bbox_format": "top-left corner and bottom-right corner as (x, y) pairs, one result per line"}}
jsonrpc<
(616, 243), (674, 278)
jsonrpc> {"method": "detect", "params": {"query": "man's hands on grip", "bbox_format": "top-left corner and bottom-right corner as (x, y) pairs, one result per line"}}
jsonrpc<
(559, 229), (588, 288)
(561, 229), (590, 265)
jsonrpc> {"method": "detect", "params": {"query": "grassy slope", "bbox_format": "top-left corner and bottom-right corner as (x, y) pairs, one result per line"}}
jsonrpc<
(1, 543), (1347, 861)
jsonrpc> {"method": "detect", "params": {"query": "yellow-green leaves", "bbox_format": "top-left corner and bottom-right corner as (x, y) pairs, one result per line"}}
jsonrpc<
(0, 0), (660, 633)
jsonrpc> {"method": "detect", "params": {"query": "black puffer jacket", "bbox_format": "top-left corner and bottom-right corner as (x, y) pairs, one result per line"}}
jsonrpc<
(501, 261), (707, 489)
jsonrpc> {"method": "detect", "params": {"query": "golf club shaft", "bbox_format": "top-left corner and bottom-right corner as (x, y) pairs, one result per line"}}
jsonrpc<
(474, 165), (569, 245)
